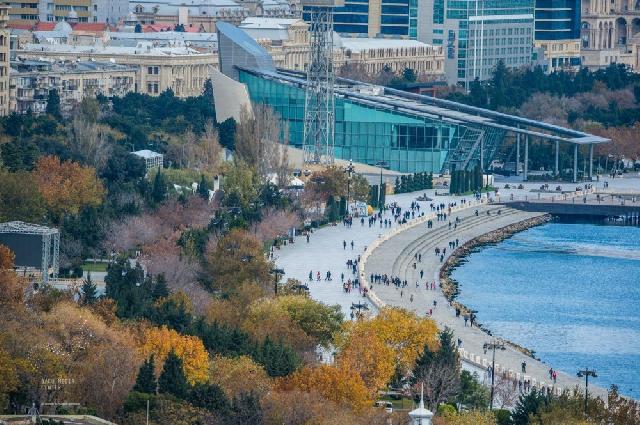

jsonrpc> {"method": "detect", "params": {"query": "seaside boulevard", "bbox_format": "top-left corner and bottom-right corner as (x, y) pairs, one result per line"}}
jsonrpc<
(275, 185), (611, 402)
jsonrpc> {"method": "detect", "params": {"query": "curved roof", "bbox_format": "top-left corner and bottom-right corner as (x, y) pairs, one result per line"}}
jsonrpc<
(217, 21), (275, 80)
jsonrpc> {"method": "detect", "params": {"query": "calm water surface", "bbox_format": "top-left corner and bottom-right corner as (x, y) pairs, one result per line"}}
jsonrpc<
(451, 222), (640, 397)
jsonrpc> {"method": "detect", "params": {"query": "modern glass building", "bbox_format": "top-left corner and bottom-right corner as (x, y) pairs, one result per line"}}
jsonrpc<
(215, 22), (609, 177)
(534, 0), (580, 41)
(417, 0), (535, 88)
(304, 0), (412, 37)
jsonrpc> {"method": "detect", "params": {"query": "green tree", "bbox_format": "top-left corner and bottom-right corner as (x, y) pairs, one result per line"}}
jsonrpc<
(402, 67), (417, 83)
(188, 383), (229, 413)
(133, 355), (158, 394)
(152, 273), (169, 300)
(225, 392), (263, 425)
(198, 174), (209, 199)
(511, 388), (546, 425)
(134, 23), (142, 33)
(46, 89), (61, 119)
(457, 370), (489, 409)
(81, 272), (98, 305)
(158, 351), (189, 399)
(151, 170), (167, 205)
(255, 336), (300, 377)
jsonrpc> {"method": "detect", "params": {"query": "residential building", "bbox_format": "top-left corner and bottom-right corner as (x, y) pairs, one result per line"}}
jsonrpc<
(215, 21), (608, 176)
(303, 0), (413, 38)
(92, 0), (129, 23)
(580, 0), (640, 71)
(0, 5), (9, 116)
(10, 59), (136, 114)
(15, 42), (216, 97)
(417, 0), (535, 88)
(534, 0), (581, 71)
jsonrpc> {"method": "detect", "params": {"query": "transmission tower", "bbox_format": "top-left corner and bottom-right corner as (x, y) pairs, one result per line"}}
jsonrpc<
(302, 0), (341, 164)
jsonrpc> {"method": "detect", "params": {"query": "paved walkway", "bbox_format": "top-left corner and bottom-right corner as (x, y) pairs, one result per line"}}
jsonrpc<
(363, 204), (608, 399)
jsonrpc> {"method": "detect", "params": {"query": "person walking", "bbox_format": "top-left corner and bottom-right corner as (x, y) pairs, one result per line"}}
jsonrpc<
(521, 361), (527, 373)
(316, 271), (321, 282)
(343, 240), (347, 250)
(306, 233), (310, 243)
(309, 270), (313, 281)
(351, 240), (354, 250)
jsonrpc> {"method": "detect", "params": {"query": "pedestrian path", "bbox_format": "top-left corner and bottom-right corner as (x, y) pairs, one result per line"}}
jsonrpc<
(362, 205), (608, 400)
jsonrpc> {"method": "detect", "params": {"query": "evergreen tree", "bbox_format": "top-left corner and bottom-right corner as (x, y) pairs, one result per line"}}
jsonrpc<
(134, 23), (142, 33)
(203, 78), (214, 99)
(189, 383), (229, 413)
(152, 273), (169, 300)
(511, 389), (546, 425)
(158, 351), (189, 399)
(151, 170), (167, 204)
(46, 89), (61, 119)
(256, 336), (300, 377)
(133, 355), (157, 394)
(198, 175), (209, 200)
(81, 272), (97, 305)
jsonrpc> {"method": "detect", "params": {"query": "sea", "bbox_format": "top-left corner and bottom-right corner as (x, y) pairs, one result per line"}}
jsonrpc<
(451, 221), (640, 397)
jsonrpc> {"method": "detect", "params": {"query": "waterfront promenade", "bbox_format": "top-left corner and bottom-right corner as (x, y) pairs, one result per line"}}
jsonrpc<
(362, 204), (608, 399)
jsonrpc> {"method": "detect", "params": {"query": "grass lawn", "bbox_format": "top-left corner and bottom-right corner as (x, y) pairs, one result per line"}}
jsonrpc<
(82, 262), (108, 272)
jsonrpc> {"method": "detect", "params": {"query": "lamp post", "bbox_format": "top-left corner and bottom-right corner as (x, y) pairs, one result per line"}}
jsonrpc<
(577, 368), (597, 415)
(483, 340), (506, 410)
(345, 159), (355, 216)
(374, 160), (388, 214)
(270, 267), (285, 295)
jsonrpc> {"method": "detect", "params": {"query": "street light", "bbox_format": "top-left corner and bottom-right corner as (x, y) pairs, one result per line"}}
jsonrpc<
(374, 160), (388, 214)
(577, 368), (597, 415)
(270, 267), (285, 295)
(483, 340), (506, 410)
(345, 159), (355, 216)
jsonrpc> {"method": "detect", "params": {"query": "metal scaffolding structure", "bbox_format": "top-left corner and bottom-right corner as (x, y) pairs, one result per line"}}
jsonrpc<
(302, 2), (337, 164)
(0, 221), (59, 284)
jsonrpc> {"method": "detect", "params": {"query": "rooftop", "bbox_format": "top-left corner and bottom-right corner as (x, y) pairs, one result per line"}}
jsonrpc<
(0, 221), (59, 235)
(132, 149), (163, 159)
(240, 17), (302, 29)
(18, 42), (211, 57)
(242, 67), (610, 146)
(339, 37), (435, 52)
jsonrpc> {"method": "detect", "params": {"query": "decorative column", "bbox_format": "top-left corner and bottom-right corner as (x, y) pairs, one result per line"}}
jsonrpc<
(523, 135), (529, 181)
(573, 144), (578, 183)
(409, 384), (434, 425)
(555, 140), (559, 176)
(589, 143), (594, 180)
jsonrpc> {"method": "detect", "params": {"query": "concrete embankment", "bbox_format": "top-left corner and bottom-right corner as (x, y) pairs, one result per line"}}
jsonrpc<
(362, 205), (608, 400)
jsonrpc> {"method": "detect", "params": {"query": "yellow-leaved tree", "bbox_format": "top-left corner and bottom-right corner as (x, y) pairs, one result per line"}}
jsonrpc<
(140, 326), (209, 385)
(32, 155), (105, 220)
(276, 364), (371, 412)
(434, 410), (497, 425)
(336, 307), (438, 393)
(209, 355), (272, 399)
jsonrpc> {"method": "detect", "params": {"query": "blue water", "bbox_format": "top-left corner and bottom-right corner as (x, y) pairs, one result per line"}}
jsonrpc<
(451, 222), (640, 397)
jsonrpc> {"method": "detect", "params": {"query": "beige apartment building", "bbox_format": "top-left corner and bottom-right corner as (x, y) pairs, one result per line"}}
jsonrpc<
(15, 43), (216, 97)
(10, 59), (136, 114)
(580, 0), (640, 70)
(241, 17), (445, 78)
(0, 5), (9, 116)
(5, 0), (92, 24)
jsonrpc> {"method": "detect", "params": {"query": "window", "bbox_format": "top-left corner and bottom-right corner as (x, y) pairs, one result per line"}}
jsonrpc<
(147, 66), (153, 74)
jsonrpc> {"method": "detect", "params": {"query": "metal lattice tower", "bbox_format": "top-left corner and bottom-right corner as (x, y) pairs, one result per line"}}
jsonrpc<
(302, 5), (336, 164)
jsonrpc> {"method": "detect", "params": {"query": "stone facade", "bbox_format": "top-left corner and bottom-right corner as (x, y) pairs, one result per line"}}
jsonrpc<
(580, 0), (640, 70)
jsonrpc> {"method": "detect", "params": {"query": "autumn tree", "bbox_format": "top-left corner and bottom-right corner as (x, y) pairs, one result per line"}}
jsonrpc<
(433, 410), (497, 425)
(32, 155), (105, 220)
(276, 364), (371, 412)
(204, 229), (271, 293)
(220, 160), (259, 210)
(0, 245), (24, 305)
(158, 351), (189, 399)
(209, 355), (272, 400)
(140, 325), (209, 385)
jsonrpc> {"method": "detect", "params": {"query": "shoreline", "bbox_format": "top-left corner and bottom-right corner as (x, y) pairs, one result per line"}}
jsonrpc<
(439, 213), (552, 359)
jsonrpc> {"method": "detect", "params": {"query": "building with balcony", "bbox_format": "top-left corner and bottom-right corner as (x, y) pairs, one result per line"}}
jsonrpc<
(14, 42), (216, 97)
(9, 59), (136, 114)
(0, 5), (9, 116)
(580, 0), (640, 70)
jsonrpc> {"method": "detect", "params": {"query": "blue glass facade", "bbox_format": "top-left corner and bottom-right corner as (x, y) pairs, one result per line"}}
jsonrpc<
(237, 69), (507, 173)
(535, 0), (580, 41)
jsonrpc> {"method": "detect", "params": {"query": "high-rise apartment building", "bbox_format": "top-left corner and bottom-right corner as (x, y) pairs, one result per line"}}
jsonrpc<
(0, 5), (9, 116)
(534, 0), (581, 71)
(5, 0), (91, 23)
(417, 0), (534, 88)
(304, 0), (413, 38)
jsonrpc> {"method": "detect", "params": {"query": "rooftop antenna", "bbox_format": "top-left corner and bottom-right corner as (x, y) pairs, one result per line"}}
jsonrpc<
(301, 0), (343, 165)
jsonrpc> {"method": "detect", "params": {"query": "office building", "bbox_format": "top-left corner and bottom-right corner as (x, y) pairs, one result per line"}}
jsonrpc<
(534, 0), (581, 71)
(417, 0), (535, 88)
(214, 21), (608, 177)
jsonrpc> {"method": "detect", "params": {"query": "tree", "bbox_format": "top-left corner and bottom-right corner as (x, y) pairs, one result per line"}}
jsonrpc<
(0, 245), (25, 305)
(457, 371), (489, 409)
(226, 392), (263, 425)
(277, 364), (371, 412)
(151, 169), (168, 205)
(511, 389), (547, 425)
(32, 155), (105, 220)
(81, 272), (98, 305)
(204, 229), (271, 293)
(158, 351), (189, 399)
(254, 336), (301, 377)
(133, 355), (157, 394)
(46, 88), (61, 119)
(141, 326), (209, 385)
(198, 174), (209, 199)
(0, 171), (45, 222)
(188, 383), (229, 414)
(134, 23), (142, 33)
(411, 329), (461, 410)
(209, 355), (272, 400)
(402, 67), (417, 83)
